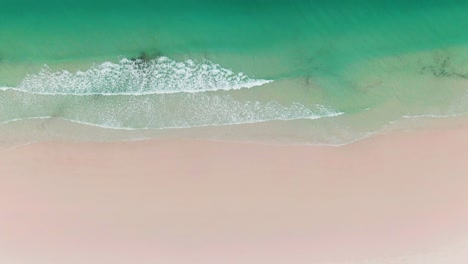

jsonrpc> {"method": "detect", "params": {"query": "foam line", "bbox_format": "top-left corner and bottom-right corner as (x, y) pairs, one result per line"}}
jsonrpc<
(2, 57), (272, 96)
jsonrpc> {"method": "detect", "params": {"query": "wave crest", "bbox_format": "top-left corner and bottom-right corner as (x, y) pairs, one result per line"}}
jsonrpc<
(9, 57), (272, 95)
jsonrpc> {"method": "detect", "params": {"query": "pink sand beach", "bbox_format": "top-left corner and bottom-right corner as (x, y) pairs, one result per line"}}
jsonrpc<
(0, 118), (467, 264)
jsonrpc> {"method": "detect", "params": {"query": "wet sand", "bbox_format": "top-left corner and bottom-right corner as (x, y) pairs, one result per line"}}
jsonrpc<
(0, 121), (467, 264)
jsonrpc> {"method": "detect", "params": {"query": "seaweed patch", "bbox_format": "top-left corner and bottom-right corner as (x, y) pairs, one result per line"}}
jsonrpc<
(419, 56), (468, 79)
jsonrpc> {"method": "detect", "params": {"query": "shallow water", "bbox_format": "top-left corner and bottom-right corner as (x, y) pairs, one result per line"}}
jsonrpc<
(0, 0), (467, 145)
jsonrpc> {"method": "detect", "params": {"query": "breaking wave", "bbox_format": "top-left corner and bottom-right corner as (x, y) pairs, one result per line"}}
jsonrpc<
(0, 57), (272, 95)
(0, 56), (346, 144)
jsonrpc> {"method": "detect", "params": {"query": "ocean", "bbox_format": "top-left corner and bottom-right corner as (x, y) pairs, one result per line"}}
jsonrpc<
(1, 0), (467, 146)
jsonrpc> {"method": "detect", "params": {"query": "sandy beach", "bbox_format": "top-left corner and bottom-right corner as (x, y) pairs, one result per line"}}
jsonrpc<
(0, 118), (467, 264)
(2, 1), (468, 263)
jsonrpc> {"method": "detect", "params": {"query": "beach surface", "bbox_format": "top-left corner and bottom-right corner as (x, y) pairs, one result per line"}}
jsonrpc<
(0, 119), (467, 264)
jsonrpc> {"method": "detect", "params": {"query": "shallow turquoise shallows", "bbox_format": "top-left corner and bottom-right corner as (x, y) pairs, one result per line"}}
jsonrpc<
(1, 0), (467, 145)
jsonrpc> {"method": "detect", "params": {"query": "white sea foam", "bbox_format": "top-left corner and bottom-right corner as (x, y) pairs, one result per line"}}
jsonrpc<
(0, 116), (53, 126)
(1, 57), (272, 95)
(0, 109), (342, 131)
(403, 112), (468, 119)
(0, 56), (347, 144)
(0, 93), (343, 130)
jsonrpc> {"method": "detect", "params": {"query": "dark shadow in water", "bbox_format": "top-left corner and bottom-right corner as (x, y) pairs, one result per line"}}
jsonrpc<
(38, 102), (68, 130)
(92, 94), (103, 101)
(51, 102), (67, 119)
(130, 50), (164, 70)
(131, 51), (151, 62)
(296, 46), (332, 91)
(420, 56), (468, 79)
(39, 119), (50, 131)
(130, 50), (164, 62)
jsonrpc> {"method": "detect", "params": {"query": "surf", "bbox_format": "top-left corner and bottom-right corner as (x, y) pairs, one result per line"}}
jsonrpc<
(0, 88), (343, 130)
(2, 57), (272, 96)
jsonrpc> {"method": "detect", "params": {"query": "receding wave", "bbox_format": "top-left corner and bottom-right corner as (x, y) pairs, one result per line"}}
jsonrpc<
(1, 57), (272, 96)
(0, 56), (346, 144)
(403, 112), (468, 119)
(0, 91), (343, 130)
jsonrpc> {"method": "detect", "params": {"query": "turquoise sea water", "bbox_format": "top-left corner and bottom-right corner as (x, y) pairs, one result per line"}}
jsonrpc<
(0, 0), (467, 145)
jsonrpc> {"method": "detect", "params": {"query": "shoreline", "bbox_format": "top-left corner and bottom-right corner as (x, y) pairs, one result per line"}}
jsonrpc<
(1, 118), (467, 264)
(2, 2), (467, 263)
(1, 112), (467, 150)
